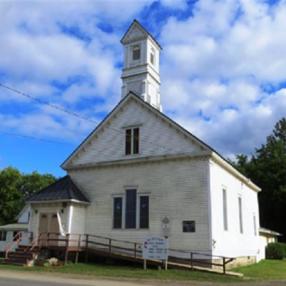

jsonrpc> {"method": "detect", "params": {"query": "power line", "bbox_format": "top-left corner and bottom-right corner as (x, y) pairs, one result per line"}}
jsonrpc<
(0, 83), (97, 124)
(0, 82), (171, 153)
(0, 130), (74, 145)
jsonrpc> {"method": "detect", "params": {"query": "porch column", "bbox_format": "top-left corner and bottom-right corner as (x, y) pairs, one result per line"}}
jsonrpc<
(67, 204), (74, 234)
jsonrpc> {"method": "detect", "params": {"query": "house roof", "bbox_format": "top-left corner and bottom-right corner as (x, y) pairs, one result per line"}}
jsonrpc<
(27, 175), (90, 203)
(61, 92), (261, 193)
(121, 19), (162, 49)
(0, 223), (28, 231)
(259, 227), (282, 237)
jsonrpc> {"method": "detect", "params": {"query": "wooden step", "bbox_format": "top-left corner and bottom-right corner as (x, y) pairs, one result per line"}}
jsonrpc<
(8, 252), (33, 259)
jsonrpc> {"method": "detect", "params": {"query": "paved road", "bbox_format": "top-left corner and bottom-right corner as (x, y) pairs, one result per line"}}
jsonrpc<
(1, 270), (286, 286)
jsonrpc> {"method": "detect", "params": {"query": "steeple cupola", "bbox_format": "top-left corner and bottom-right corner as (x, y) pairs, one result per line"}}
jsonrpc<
(121, 20), (162, 111)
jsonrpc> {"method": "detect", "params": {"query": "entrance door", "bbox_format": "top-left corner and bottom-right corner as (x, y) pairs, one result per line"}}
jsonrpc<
(38, 214), (49, 247)
(49, 214), (60, 246)
(38, 213), (60, 247)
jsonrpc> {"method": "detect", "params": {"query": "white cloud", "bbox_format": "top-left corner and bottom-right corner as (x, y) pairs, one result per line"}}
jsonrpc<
(0, 0), (286, 161)
(159, 0), (286, 156)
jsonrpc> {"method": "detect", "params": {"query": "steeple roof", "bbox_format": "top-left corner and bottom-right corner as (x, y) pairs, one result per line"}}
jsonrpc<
(121, 19), (162, 49)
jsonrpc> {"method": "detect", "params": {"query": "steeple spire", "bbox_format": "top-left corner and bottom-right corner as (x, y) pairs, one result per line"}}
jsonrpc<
(120, 20), (162, 111)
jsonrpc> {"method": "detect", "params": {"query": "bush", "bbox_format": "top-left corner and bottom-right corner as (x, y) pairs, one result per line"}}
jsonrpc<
(266, 243), (286, 259)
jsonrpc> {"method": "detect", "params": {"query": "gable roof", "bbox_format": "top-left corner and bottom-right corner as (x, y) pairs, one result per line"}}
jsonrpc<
(61, 92), (260, 192)
(121, 19), (162, 50)
(27, 175), (89, 203)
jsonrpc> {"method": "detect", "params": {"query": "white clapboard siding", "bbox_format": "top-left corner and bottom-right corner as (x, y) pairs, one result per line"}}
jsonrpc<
(69, 96), (204, 167)
(69, 157), (211, 252)
(209, 159), (261, 258)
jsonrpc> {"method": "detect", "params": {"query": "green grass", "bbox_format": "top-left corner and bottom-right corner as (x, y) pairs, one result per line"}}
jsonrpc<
(234, 259), (286, 280)
(1, 259), (286, 283)
(0, 262), (241, 283)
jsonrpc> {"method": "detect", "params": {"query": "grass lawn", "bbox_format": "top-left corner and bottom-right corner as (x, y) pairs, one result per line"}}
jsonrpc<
(0, 261), (242, 283)
(1, 259), (286, 283)
(234, 259), (286, 280)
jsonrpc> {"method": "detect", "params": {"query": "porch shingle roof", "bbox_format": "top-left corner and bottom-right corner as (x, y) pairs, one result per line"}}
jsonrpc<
(27, 176), (89, 203)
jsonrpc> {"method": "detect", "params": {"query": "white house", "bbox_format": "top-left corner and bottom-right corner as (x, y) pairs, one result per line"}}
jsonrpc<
(21, 20), (265, 266)
(0, 205), (30, 254)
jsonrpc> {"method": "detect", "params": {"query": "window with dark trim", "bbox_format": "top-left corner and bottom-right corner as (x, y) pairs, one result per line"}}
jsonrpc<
(113, 197), (123, 229)
(0, 231), (7, 241)
(125, 128), (140, 155)
(125, 189), (137, 229)
(182, 221), (195, 232)
(140, 196), (149, 229)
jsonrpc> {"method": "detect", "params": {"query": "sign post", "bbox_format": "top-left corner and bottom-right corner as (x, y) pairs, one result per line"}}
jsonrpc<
(142, 236), (168, 270)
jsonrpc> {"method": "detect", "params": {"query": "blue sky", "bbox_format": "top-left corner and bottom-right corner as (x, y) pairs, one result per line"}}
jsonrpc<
(0, 0), (286, 177)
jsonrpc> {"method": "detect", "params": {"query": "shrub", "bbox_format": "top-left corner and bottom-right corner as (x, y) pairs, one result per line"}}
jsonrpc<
(266, 243), (286, 259)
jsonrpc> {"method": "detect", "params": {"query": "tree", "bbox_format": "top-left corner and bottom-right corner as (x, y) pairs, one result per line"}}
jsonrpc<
(0, 167), (23, 225)
(0, 167), (56, 225)
(20, 172), (56, 198)
(232, 118), (286, 240)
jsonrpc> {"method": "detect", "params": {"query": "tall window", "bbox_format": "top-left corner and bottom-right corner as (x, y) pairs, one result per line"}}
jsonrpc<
(222, 189), (228, 231)
(132, 45), (140, 60)
(238, 197), (243, 234)
(140, 196), (149, 228)
(125, 189), (137, 229)
(125, 128), (140, 155)
(0, 231), (7, 241)
(253, 214), (257, 236)
(113, 197), (123, 229)
(150, 48), (155, 65)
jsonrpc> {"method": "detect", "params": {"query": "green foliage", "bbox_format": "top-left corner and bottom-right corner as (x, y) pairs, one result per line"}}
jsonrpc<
(0, 167), (56, 225)
(265, 243), (286, 260)
(232, 117), (286, 241)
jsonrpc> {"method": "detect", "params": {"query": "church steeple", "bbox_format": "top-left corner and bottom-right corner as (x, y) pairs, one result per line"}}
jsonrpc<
(120, 20), (162, 111)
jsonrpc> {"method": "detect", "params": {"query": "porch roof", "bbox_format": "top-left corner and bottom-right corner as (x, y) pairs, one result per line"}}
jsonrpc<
(0, 223), (28, 231)
(27, 175), (90, 203)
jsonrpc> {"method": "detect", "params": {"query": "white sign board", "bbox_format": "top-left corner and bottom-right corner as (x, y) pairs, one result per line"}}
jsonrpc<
(143, 236), (168, 260)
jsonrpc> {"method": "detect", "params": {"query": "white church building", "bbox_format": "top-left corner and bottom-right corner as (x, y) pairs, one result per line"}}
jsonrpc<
(23, 20), (264, 265)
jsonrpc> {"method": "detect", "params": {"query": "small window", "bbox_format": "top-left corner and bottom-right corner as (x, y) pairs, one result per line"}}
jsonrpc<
(140, 196), (149, 229)
(13, 231), (21, 241)
(125, 128), (140, 155)
(183, 221), (195, 233)
(238, 197), (243, 234)
(0, 231), (7, 241)
(132, 45), (140, 60)
(150, 48), (155, 65)
(113, 197), (123, 229)
(125, 189), (137, 229)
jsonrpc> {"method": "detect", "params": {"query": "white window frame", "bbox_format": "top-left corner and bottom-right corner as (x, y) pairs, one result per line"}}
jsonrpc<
(238, 196), (243, 234)
(222, 188), (228, 231)
(125, 127), (140, 155)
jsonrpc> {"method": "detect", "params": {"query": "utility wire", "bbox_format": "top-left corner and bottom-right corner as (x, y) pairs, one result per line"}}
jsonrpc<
(0, 131), (74, 145)
(0, 82), (171, 152)
(0, 83), (97, 124)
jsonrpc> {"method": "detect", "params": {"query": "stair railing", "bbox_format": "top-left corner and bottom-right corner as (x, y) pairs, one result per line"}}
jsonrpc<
(4, 231), (23, 259)
(24, 232), (42, 253)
